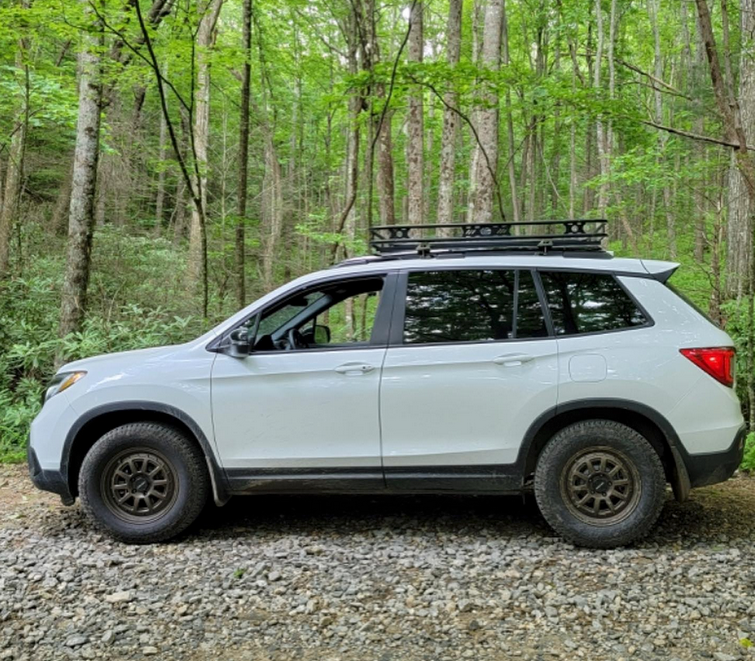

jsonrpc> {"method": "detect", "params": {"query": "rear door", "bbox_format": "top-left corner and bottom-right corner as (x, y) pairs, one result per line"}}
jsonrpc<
(379, 268), (559, 490)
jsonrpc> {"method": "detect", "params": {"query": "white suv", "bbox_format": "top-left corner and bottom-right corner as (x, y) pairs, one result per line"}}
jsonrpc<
(28, 221), (746, 548)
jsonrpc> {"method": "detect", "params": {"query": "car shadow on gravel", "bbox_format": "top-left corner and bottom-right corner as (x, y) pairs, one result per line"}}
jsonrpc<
(186, 475), (755, 547)
(197, 491), (552, 538)
(35, 475), (755, 548)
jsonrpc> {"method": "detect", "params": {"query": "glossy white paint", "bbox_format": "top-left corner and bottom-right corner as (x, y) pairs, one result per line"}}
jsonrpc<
(556, 276), (743, 453)
(29, 389), (79, 469)
(28, 252), (744, 490)
(380, 339), (559, 466)
(210, 348), (385, 468)
(30, 343), (218, 470)
(568, 354), (607, 382)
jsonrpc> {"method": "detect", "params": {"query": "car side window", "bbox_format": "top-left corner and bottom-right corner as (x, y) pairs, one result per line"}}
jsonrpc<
(539, 271), (647, 335)
(250, 277), (385, 351)
(322, 291), (382, 344)
(402, 270), (547, 344)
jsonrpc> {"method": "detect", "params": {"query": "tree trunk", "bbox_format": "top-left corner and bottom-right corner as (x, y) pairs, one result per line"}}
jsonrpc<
(235, 0), (252, 308)
(173, 176), (188, 244)
(436, 0), (462, 226)
(188, 0), (223, 318)
(472, 0), (484, 63)
(261, 132), (283, 289)
(648, 0), (676, 257)
(583, 23), (595, 215)
(726, 0), (755, 298)
(344, 7), (361, 252)
(695, 0), (755, 428)
(58, 3), (103, 347)
(376, 112), (395, 225)
(0, 1), (30, 275)
(567, 34), (580, 218)
(594, 0), (608, 218)
(685, 0), (707, 263)
(51, 162), (74, 235)
(406, 1), (424, 225)
(467, 0), (505, 224)
(154, 62), (169, 237)
(503, 0), (519, 222)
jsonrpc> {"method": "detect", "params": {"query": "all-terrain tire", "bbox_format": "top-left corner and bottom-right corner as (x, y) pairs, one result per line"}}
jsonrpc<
(78, 422), (209, 544)
(534, 420), (666, 549)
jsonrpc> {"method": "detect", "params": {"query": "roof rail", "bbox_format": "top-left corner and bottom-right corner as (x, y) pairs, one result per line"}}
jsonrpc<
(369, 220), (608, 257)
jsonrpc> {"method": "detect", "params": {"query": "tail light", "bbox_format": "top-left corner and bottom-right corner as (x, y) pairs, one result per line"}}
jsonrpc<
(680, 347), (735, 388)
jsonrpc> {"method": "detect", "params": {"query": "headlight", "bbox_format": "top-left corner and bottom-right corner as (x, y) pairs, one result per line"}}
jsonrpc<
(42, 371), (87, 406)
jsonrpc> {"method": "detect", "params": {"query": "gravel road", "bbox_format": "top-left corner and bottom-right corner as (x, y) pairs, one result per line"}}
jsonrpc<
(2, 464), (755, 661)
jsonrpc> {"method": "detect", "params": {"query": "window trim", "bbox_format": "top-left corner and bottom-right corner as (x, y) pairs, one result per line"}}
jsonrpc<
(534, 269), (655, 338)
(211, 272), (399, 355)
(391, 267), (551, 348)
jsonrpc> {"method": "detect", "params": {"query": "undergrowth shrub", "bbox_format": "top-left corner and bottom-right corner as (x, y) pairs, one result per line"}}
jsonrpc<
(0, 225), (211, 461)
(743, 434), (755, 473)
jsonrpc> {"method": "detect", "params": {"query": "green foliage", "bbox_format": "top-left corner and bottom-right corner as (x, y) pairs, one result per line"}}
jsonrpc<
(0, 225), (205, 459)
(3, 0), (755, 480)
(742, 434), (755, 473)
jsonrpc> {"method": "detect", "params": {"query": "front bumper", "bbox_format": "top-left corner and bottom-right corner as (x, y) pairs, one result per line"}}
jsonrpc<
(681, 424), (747, 489)
(28, 445), (74, 505)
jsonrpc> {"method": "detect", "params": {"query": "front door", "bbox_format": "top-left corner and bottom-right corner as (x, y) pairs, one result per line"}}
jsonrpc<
(380, 268), (559, 491)
(211, 274), (394, 491)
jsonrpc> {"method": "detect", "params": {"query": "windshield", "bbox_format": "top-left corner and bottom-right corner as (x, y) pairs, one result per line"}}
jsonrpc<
(255, 291), (327, 337)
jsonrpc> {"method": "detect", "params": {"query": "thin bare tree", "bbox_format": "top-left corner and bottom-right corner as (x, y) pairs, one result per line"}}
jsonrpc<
(467, 0), (505, 224)
(436, 0), (462, 226)
(406, 1), (424, 225)
(58, 0), (104, 350)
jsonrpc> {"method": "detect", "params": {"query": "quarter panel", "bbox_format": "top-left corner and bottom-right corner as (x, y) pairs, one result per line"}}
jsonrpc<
(557, 276), (744, 455)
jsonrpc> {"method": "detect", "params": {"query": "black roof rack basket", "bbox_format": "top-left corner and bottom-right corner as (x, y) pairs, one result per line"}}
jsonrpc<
(369, 220), (608, 256)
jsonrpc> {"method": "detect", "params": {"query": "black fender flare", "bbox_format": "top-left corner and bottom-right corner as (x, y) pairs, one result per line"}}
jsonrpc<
(63, 401), (230, 506)
(516, 398), (691, 502)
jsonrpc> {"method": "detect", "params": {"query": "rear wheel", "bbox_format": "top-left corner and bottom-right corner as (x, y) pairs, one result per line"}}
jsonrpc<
(534, 420), (666, 548)
(79, 423), (209, 543)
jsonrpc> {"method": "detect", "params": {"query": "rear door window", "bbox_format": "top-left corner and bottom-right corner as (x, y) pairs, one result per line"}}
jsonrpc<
(539, 271), (648, 335)
(402, 270), (547, 344)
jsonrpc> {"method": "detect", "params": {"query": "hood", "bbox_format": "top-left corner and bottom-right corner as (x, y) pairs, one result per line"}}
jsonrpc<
(58, 344), (186, 374)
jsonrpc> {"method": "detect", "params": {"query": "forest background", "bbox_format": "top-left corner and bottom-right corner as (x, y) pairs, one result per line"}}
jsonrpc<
(1, 0), (755, 468)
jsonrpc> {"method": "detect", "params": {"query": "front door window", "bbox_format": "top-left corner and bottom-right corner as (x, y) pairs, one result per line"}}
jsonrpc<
(241, 277), (385, 352)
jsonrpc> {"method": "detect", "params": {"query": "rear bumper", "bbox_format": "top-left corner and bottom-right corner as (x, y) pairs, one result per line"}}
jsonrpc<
(28, 445), (74, 505)
(681, 424), (747, 489)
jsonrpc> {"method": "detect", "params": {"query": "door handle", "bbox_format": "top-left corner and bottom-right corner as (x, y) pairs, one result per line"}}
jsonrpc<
(493, 353), (534, 366)
(334, 363), (375, 375)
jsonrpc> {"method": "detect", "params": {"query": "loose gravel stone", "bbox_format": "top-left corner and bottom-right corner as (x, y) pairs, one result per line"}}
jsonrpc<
(2, 465), (755, 661)
(105, 590), (133, 603)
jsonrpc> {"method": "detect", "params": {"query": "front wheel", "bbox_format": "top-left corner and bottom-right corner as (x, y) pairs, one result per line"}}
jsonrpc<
(534, 420), (666, 548)
(79, 422), (209, 543)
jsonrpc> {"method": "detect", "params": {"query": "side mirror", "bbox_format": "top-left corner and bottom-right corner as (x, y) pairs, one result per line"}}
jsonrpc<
(227, 328), (251, 358)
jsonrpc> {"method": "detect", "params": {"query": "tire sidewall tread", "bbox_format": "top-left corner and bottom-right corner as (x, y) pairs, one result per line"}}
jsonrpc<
(534, 419), (666, 549)
(78, 422), (209, 544)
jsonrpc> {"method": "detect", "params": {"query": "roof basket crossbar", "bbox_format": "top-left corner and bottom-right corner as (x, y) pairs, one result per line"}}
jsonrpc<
(369, 220), (608, 257)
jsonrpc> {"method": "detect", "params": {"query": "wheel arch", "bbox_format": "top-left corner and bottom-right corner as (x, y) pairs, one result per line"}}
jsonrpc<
(63, 402), (230, 506)
(518, 399), (691, 502)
